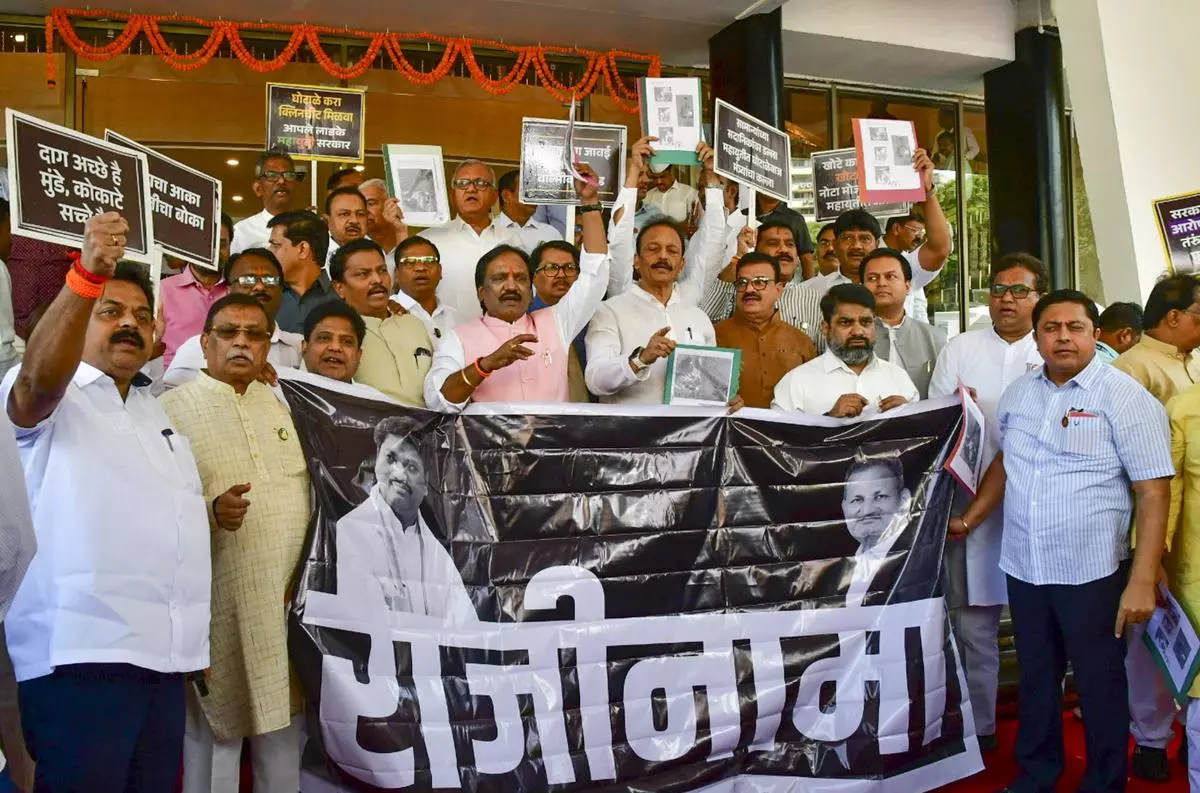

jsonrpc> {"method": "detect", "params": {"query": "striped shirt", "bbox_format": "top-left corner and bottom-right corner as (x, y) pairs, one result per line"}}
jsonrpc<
(997, 354), (1175, 586)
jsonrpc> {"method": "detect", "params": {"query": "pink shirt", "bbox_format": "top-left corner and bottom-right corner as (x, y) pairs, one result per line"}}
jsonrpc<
(455, 310), (567, 403)
(159, 267), (228, 367)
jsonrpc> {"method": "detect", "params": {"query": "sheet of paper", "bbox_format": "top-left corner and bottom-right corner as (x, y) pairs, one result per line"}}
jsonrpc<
(640, 77), (702, 166)
(1144, 582), (1200, 704)
(851, 118), (926, 205)
(943, 384), (986, 495)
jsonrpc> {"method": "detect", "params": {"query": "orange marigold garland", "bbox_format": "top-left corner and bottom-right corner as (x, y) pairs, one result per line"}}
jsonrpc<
(44, 7), (660, 110)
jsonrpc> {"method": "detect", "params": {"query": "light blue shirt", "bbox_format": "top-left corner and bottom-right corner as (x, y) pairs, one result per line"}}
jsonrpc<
(997, 354), (1174, 586)
(1095, 340), (1119, 364)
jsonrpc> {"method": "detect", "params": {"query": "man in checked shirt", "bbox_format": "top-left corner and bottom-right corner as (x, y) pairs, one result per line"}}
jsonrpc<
(956, 289), (1174, 793)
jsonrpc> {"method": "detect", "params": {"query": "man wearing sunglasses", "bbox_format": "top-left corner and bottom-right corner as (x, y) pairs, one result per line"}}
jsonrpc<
(161, 294), (310, 793)
(417, 160), (522, 322)
(929, 252), (1046, 755)
(164, 249), (303, 389)
(231, 151), (300, 255)
(389, 237), (458, 344)
(715, 252), (816, 409)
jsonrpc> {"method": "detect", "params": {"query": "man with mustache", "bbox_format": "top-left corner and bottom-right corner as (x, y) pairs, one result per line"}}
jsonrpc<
(331, 238), (432, 406)
(335, 418), (476, 623)
(816, 223), (838, 276)
(1, 213), (210, 790)
(417, 160), (522, 321)
(323, 186), (371, 269)
(755, 192), (816, 280)
(772, 283), (918, 416)
(267, 210), (334, 334)
(956, 290), (1173, 793)
(931, 253), (1045, 753)
(715, 252), (816, 409)
(389, 237), (459, 344)
(861, 248), (946, 398)
(160, 294), (310, 793)
(164, 249), (303, 388)
(231, 151), (299, 254)
(497, 169), (562, 254)
(425, 164), (609, 409)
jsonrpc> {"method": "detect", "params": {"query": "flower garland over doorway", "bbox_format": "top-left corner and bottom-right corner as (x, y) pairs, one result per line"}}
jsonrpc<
(43, 7), (660, 112)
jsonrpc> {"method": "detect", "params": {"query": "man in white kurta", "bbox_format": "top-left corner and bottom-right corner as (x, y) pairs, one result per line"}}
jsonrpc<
(932, 253), (1045, 748)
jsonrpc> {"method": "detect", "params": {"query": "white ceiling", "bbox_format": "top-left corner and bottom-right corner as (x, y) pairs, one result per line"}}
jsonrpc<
(6, 0), (772, 66)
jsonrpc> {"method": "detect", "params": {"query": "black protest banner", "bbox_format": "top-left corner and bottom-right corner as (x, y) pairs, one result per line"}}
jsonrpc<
(713, 99), (790, 202)
(1153, 190), (1200, 275)
(266, 83), (365, 163)
(519, 119), (627, 207)
(813, 148), (908, 223)
(105, 130), (221, 270)
(283, 372), (983, 793)
(5, 109), (154, 263)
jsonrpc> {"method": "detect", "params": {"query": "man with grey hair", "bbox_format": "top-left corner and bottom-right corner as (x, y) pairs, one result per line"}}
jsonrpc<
(360, 178), (406, 272)
(231, 150), (300, 255)
(417, 159), (522, 321)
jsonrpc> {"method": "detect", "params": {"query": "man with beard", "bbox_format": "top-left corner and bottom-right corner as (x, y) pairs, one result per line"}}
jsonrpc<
(323, 186), (371, 268)
(715, 252), (816, 408)
(267, 210), (334, 334)
(1, 213), (210, 790)
(772, 283), (918, 416)
(160, 294), (310, 793)
(389, 237), (459, 343)
(815, 223), (838, 277)
(335, 418), (476, 622)
(425, 164), (609, 409)
(159, 212), (232, 367)
(331, 238), (432, 406)
(931, 253), (1045, 753)
(417, 160), (522, 321)
(164, 249), (303, 388)
(232, 151), (299, 254)
(861, 248), (946, 397)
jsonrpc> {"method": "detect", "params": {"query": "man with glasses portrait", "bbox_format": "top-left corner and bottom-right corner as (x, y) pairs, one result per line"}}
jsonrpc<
(530, 240), (591, 402)
(417, 160), (522, 321)
(715, 252), (816, 408)
(231, 151), (301, 255)
(164, 249), (303, 389)
(390, 237), (459, 344)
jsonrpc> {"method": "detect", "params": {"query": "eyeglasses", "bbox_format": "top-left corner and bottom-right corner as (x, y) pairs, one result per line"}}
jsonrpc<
(535, 263), (580, 276)
(258, 170), (299, 182)
(397, 255), (440, 268)
(232, 274), (281, 288)
(989, 283), (1035, 299)
(734, 276), (777, 291)
(210, 325), (272, 342)
(452, 177), (495, 190)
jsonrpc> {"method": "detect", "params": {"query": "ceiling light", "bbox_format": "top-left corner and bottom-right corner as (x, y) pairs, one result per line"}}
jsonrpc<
(225, 158), (239, 166)
(13, 34), (26, 43)
(354, 165), (365, 172)
(231, 195), (243, 202)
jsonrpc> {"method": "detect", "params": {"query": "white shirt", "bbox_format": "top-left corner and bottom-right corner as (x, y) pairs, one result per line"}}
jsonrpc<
(230, 208), (274, 255)
(389, 292), (460, 344)
(0, 259), (18, 376)
(929, 327), (1042, 606)
(884, 316), (907, 367)
(0, 410), (35, 624)
(0, 364), (211, 681)
(585, 285), (717, 405)
(163, 326), (304, 390)
(417, 217), (524, 322)
(643, 180), (699, 225)
(496, 212), (563, 254)
(809, 247), (940, 323)
(771, 349), (920, 415)
(425, 249), (610, 412)
(608, 186), (726, 307)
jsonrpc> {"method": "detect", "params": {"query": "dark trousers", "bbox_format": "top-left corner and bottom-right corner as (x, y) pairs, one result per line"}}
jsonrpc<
(18, 663), (185, 793)
(1007, 569), (1129, 793)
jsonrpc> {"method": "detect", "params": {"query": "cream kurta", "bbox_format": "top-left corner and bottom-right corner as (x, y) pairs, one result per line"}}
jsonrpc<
(357, 313), (433, 407)
(159, 372), (311, 742)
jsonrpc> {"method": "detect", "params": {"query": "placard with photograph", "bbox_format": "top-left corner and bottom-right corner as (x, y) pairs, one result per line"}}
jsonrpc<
(851, 118), (926, 205)
(382, 144), (450, 228)
(638, 77), (703, 166)
(712, 99), (789, 202)
(105, 130), (222, 271)
(943, 383), (986, 495)
(1143, 582), (1200, 705)
(1152, 190), (1200, 275)
(663, 344), (741, 407)
(519, 118), (626, 207)
(811, 147), (909, 223)
(5, 109), (155, 264)
(266, 82), (365, 164)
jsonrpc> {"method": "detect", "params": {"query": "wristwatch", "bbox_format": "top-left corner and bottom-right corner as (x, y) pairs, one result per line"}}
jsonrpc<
(629, 347), (649, 372)
(578, 204), (603, 215)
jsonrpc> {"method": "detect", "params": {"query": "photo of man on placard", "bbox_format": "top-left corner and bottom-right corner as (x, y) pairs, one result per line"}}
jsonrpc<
(840, 449), (913, 607)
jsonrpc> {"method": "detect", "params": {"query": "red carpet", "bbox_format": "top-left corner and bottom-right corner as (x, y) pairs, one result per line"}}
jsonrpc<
(937, 712), (1188, 792)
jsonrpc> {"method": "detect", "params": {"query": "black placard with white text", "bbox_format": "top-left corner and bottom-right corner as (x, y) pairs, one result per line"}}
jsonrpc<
(266, 83), (365, 164)
(713, 99), (790, 203)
